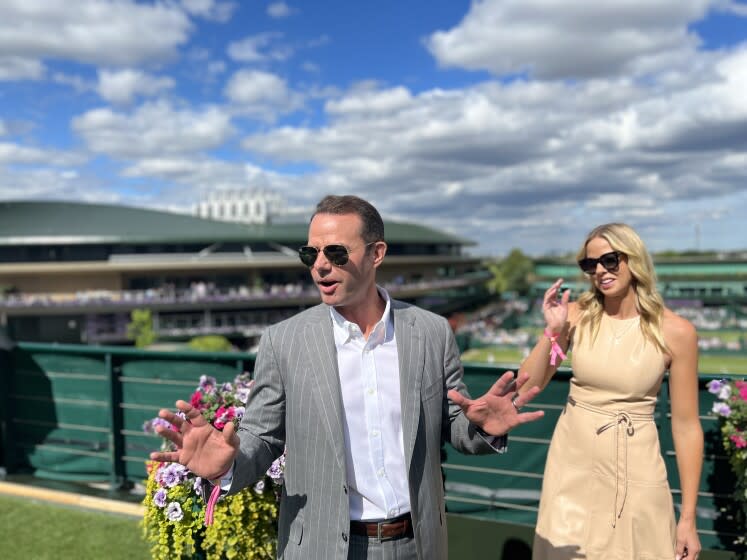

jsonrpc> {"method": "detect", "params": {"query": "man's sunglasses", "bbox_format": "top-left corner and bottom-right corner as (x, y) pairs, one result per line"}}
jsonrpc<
(298, 242), (376, 267)
(577, 251), (624, 275)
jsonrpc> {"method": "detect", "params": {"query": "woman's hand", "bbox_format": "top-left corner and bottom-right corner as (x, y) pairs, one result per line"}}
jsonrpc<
(675, 515), (700, 560)
(543, 278), (570, 332)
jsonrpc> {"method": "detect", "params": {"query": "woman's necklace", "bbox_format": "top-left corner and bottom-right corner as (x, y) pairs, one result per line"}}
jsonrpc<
(608, 315), (639, 345)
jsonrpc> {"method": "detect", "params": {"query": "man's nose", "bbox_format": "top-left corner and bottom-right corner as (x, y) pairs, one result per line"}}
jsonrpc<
(312, 250), (331, 269)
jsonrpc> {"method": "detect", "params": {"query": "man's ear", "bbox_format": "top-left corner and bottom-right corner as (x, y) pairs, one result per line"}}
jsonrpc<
(372, 241), (387, 267)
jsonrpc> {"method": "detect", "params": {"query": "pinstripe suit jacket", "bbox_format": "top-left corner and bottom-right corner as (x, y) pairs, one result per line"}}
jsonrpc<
(229, 299), (501, 559)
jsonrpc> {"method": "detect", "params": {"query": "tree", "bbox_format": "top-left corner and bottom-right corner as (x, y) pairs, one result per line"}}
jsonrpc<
(487, 248), (535, 296)
(187, 335), (234, 352)
(127, 308), (156, 348)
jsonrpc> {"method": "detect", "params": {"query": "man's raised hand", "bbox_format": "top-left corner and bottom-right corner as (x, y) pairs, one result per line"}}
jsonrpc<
(149, 399), (239, 481)
(448, 371), (544, 436)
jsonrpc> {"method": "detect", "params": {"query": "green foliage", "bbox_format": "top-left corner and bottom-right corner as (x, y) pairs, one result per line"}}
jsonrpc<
(141, 464), (279, 560)
(487, 249), (535, 296)
(127, 308), (156, 348)
(188, 335), (234, 353)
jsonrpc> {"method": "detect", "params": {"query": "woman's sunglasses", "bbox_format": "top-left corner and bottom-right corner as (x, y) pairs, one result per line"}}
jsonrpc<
(577, 251), (623, 275)
(298, 242), (376, 267)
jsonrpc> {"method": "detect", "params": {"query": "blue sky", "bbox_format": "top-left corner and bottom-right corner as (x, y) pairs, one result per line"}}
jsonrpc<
(1, 0), (747, 256)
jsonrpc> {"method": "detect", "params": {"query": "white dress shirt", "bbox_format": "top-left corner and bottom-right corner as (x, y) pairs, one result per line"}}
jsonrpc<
(330, 286), (411, 521)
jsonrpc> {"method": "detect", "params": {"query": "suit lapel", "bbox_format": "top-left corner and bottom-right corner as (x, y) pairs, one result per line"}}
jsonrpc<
(393, 302), (425, 469)
(303, 305), (346, 469)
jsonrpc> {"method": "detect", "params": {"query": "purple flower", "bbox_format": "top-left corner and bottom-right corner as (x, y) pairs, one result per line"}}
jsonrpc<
(153, 488), (168, 508)
(199, 375), (218, 395)
(234, 406), (246, 420)
(712, 402), (732, 417)
(166, 501), (184, 522)
(718, 384), (732, 400)
(236, 387), (251, 404)
(707, 379), (726, 395)
(143, 417), (173, 434)
(157, 463), (190, 488)
(193, 477), (203, 493)
(220, 382), (233, 394)
(267, 454), (285, 483)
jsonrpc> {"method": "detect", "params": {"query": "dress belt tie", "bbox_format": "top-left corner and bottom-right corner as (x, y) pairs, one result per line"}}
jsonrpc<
(596, 412), (634, 528)
(567, 397), (652, 528)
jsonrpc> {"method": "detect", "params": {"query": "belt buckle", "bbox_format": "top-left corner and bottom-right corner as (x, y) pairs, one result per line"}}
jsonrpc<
(376, 521), (385, 542)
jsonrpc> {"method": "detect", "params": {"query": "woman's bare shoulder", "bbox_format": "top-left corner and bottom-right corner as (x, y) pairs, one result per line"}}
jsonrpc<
(662, 308), (697, 346)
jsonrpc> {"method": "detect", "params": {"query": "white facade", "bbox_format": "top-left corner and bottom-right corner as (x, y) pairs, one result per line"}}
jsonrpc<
(194, 189), (286, 225)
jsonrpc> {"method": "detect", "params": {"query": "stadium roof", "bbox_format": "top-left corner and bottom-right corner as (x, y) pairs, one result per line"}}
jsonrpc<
(0, 201), (473, 246)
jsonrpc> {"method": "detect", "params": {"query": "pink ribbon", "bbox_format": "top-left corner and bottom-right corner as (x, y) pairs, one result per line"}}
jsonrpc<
(544, 329), (567, 366)
(204, 483), (221, 526)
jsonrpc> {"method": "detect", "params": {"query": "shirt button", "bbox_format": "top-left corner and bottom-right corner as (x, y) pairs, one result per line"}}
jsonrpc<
(371, 430), (379, 437)
(367, 388), (375, 396)
(342, 532), (348, 542)
(377, 468), (384, 477)
(389, 509), (397, 516)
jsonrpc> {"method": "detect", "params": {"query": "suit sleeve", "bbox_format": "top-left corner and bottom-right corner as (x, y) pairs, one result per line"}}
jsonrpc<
(227, 327), (287, 494)
(442, 321), (507, 454)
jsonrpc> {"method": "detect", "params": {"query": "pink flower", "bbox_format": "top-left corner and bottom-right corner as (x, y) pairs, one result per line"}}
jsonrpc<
(213, 406), (236, 430)
(736, 380), (747, 401)
(730, 434), (747, 449)
(190, 390), (204, 409)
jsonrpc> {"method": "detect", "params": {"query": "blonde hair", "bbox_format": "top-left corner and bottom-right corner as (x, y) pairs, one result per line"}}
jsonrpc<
(575, 223), (668, 354)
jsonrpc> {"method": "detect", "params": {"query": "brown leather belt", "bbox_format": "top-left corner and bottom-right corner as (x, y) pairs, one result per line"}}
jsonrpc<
(350, 513), (413, 541)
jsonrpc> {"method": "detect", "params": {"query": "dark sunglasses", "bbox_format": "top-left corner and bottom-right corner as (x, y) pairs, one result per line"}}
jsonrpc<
(578, 251), (624, 275)
(298, 242), (377, 267)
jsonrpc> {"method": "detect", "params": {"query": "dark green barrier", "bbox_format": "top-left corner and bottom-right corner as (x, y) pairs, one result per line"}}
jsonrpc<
(0, 343), (741, 554)
(0, 343), (254, 487)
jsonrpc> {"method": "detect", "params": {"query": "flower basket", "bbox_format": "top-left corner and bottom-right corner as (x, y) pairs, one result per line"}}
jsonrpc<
(707, 378), (747, 548)
(141, 373), (284, 560)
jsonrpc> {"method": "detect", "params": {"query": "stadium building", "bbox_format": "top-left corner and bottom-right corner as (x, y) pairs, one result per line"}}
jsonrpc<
(0, 201), (489, 345)
(532, 256), (747, 304)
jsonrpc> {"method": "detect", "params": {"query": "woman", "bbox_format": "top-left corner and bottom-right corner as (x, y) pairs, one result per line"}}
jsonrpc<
(521, 223), (703, 560)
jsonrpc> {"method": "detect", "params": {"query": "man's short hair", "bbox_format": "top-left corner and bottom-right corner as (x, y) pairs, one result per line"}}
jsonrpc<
(313, 195), (385, 244)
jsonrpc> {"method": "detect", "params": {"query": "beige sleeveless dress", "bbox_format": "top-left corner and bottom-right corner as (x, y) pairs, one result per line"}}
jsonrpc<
(533, 314), (677, 560)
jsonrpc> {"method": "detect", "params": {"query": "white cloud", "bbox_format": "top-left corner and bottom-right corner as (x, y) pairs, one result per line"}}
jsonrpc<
(0, 55), (45, 81)
(227, 33), (293, 62)
(223, 69), (302, 116)
(0, 142), (85, 166)
(426, 0), (713, 79)
(97, 69), (175, 105)
(0, 0), (193, 68)
(0, 166), (114, 202)
(72, 100), (234, 159)
(267, 2), (296, 19)
(235, 42), (747, 254)
(181, 0), (237, 22)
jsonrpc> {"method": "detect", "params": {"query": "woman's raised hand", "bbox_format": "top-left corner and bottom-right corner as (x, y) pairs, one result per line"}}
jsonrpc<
(543, 278), (570, 332)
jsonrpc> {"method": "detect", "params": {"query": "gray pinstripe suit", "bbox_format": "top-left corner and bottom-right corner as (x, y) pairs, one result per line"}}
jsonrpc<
(228, 299), (501, 559)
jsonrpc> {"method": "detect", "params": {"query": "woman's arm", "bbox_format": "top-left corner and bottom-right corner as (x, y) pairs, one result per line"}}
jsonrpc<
(665, 310), (703, 560)
(519, 278), (574, 392)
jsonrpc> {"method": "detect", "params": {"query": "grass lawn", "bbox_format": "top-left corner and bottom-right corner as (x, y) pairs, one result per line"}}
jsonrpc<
(462, 346), (747, 375)
(0, 494), (149, 560)
(462, 346), (525, 366)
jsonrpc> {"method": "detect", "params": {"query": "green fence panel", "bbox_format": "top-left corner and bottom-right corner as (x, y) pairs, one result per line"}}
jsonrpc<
(0, 342), (741, 553)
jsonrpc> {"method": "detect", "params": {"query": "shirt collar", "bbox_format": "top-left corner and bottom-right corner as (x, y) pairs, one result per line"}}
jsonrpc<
(330, 286), (393, 344)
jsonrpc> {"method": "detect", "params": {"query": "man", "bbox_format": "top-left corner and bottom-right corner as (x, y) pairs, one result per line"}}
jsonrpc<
(152, 195), (544, 559)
